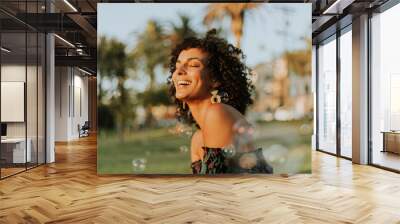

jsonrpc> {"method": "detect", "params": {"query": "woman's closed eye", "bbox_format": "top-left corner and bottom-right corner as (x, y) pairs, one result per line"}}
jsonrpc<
(189, 63), (200, 67)
(175, 62), (200, 69)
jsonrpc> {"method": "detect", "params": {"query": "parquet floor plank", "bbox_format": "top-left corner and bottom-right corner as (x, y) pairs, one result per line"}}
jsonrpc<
(0, 135), (399, 223)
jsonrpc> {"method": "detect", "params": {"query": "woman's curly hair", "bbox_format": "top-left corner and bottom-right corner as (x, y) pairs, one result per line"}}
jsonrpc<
(167, 29), (254, 125)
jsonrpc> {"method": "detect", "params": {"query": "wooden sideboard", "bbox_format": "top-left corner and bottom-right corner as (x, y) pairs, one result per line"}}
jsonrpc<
(382, 131), (400, 154)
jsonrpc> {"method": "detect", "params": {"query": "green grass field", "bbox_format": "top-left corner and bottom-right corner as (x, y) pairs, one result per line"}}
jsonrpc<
(98, 120), (312, 174)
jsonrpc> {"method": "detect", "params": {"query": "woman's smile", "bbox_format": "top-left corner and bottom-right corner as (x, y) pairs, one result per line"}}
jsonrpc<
(175, 79), (192, 88)
(174, 78), (194, 95)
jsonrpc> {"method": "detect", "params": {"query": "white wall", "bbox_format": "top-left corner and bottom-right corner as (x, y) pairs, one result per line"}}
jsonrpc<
(55, 67), (89, 141)
(55, 66), (69, 141)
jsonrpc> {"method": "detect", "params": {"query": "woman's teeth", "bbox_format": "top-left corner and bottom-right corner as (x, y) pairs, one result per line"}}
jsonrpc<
(177, 80), (191, 86)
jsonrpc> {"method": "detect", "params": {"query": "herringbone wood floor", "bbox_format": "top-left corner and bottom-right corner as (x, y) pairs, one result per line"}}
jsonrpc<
(1, 135), (400, 224)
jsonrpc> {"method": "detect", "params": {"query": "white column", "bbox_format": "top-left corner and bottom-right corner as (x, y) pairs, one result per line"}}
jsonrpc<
(312, 45), (317, 151)
(352, 14), (369, 164)
(45, 1), (55, 163)
(46, 33), (55, 163)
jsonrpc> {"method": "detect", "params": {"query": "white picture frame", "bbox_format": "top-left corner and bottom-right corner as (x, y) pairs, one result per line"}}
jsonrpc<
(1, 81), (25, 122)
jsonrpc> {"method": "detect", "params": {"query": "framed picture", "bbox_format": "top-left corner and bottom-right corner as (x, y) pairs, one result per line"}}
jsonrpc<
(97, 3), (312, 175)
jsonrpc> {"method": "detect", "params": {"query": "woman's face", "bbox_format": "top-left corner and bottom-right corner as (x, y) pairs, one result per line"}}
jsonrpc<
(172, 48), (214, 101)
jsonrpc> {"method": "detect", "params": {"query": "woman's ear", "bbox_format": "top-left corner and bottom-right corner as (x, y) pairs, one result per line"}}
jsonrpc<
(212, 81), (221, 89)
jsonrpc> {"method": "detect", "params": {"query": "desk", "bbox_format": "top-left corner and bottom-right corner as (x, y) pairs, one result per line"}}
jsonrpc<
(1, 138), (31, 163)
(381, 131), (400, 154)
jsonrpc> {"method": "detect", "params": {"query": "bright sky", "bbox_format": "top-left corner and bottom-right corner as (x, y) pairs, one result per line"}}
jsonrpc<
(98, 3), (311, 91)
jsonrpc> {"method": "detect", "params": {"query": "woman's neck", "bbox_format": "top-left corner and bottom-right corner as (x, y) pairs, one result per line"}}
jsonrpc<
(186, 97), (212, 129)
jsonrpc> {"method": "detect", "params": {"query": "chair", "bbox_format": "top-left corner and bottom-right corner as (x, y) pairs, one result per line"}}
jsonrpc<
(78, 121), (90, 138)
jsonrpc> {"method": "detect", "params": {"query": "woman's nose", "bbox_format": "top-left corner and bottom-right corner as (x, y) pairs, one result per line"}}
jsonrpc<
(176, 64), (187, 75)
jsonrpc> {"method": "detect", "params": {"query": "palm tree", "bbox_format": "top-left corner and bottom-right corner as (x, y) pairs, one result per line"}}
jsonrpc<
(203, 3), (260, 48)
(98, 37), (136, 139)
(168, 14), (197, 48)
(134, 20), (169, 90)
(133, 20), (169, 126)
(97, 36), (111, 105)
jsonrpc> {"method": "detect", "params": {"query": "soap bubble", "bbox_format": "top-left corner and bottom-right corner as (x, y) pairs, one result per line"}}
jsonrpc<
(179, 145), (189, 153)
(222, 144), (236, 158)
(168, 123), (193, 137)
(175, 123), (186, 134)
(232, 120), (255, 152)
(184, 130), (193, 136)
(285, 147), (308, 174)
(168, 127), (176, 134)
(251, 124), (263, 140)
(220, 91), (230, 103)
(261, 144), (289, 166)
(132, 158), (146, 173)
(238, 152), (257, 169)
(299, 123), (312, 135)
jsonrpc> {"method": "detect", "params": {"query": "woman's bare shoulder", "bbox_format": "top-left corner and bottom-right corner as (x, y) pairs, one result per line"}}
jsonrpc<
(205, 103), (244, 124)
(202, 103), (242, 147)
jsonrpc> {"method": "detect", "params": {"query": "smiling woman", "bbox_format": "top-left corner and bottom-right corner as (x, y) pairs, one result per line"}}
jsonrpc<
(167, 30), (273, 174)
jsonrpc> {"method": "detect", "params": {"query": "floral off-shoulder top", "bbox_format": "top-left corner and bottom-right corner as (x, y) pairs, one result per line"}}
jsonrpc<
(191, 147), (273, 175)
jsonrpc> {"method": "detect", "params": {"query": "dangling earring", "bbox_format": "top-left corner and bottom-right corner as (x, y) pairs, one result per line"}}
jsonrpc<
(182, 101), (186, 110)
(211, 90), (221, 104)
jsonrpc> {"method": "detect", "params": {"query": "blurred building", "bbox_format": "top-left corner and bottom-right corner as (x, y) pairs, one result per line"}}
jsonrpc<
(252, 56), (312, 121)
